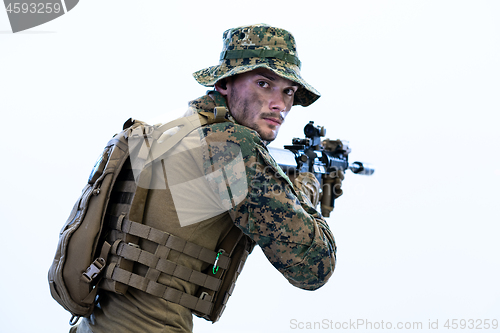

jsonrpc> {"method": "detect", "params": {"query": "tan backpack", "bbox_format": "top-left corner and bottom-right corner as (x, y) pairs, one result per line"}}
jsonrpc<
(48, 109), (253, 325)
(48, 118), (149, 323)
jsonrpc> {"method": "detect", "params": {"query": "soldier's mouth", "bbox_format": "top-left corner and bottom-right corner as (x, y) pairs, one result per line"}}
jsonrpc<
(263, 117), (282, 126)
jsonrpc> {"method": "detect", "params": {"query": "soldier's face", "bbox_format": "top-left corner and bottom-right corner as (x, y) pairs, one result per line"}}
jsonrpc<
(217, 68), (298, 142)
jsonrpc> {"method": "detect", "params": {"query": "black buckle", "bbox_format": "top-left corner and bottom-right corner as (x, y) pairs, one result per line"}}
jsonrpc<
(82, 257), (106, 283)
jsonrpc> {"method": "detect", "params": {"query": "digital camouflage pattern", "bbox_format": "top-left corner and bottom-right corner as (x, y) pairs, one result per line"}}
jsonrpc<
(194, 91), (336, 289)
(193, 23), (321, 107)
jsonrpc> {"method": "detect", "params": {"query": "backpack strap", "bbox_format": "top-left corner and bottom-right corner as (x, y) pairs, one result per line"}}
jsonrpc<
(146, 109), (230, 162)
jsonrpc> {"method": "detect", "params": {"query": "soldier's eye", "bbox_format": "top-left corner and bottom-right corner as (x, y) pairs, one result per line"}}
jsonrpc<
(284, 87), (297, 96)
(257, 81), (269, 88)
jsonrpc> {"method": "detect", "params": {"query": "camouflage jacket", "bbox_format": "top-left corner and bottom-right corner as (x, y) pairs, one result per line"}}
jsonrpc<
(74, 91), (336, 333)
(189, 91), (337, 289)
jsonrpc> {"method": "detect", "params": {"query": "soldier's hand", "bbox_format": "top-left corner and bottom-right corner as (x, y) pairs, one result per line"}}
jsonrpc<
(329, 169), (345, 199)
(290, 172), (321, 207)
(320, 170), (344, 217)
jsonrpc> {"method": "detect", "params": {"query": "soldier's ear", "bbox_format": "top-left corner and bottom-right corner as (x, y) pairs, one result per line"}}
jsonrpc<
(215, 79), (229, 96)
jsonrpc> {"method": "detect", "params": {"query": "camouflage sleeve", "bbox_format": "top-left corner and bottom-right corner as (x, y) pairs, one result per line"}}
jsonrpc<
(201, 123), (336, 290)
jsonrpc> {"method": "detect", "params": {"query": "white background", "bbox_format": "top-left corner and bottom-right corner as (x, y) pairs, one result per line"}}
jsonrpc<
(1, 1), (499, 332)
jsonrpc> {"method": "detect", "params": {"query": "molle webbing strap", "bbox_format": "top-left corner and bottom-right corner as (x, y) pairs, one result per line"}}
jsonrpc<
(110, 218), (230, 269)
(213, 247), (250, 320)
(108, 266), (214, 315)
(112, 241), (222, 291)
(105, 218), (249, 317)
(191, 225), (253, 322)
(206, 230), (254, 322)
(105, 217), (232, 316)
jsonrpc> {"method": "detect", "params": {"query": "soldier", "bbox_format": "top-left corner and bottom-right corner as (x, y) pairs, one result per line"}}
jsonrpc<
(72, 23), (340, 333)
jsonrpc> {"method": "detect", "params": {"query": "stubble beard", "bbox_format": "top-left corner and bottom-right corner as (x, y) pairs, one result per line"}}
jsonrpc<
(228, 87), (281, 142)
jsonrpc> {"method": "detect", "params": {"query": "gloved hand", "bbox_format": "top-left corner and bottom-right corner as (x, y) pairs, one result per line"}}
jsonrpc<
(320, 169), (344, 217)
(329, 169), (345, 199)
(290, 172), (321, 207)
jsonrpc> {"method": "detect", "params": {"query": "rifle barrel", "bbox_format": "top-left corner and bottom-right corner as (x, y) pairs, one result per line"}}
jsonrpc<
(349, 161), (375, 175)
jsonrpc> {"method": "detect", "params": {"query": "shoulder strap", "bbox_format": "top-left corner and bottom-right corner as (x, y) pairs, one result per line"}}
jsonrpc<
(132, 109), (230, 165)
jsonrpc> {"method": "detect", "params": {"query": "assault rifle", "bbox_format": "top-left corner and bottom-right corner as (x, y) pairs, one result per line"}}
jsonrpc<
(268, 121), (374, 217)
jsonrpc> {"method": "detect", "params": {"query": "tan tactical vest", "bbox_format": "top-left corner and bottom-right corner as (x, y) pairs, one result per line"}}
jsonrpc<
(98, 108), (255, 323)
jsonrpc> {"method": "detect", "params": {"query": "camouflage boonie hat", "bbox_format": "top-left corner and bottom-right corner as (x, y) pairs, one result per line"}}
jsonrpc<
(193, 23), (320, 107)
